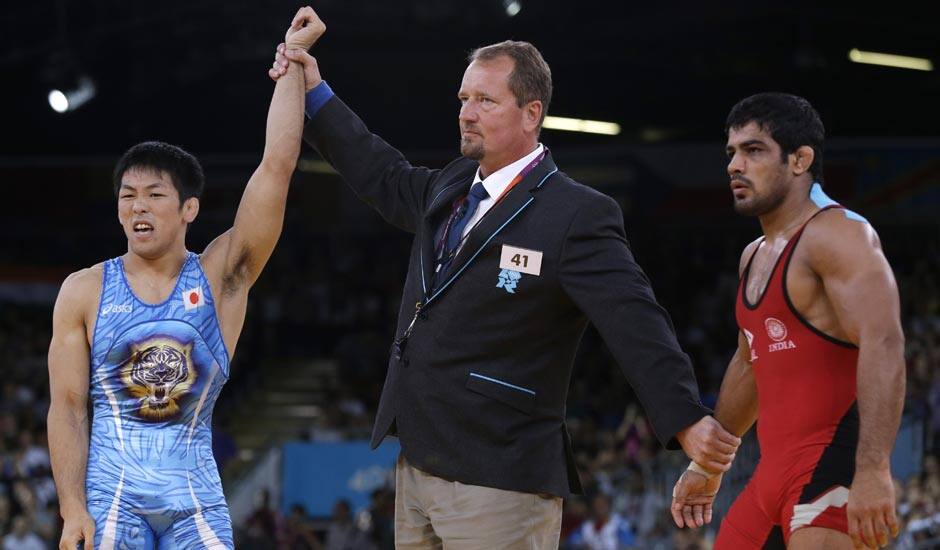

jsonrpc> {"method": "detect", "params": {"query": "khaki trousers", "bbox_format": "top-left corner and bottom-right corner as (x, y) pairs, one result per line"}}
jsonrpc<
(394, 454), (563, 550)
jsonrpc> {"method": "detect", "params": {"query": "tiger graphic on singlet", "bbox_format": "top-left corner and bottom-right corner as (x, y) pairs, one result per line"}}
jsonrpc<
(716, 186), (867, 549)
(86, 252), (232, 549)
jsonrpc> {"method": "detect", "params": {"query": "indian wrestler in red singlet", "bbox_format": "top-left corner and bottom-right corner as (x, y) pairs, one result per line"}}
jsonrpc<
(670, 93), (906, 550)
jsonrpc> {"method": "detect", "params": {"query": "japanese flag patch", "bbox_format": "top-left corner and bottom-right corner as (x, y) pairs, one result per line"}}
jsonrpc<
(182, 286), (205, 310)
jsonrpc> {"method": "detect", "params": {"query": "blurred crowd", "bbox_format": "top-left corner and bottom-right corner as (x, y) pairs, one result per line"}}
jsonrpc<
(0, 223), (937, 548)
(0, 307), (58, 549)
(236, 489), (395, 550)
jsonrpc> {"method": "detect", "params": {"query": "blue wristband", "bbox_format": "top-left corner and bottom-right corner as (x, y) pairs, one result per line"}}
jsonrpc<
(305, 81), (334, 118)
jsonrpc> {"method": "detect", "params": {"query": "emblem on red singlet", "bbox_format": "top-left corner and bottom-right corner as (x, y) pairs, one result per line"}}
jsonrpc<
(765, 317), (788, 342)
(765, 317), (796, 352)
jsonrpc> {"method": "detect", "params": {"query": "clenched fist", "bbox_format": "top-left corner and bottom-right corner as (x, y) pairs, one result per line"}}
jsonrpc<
(676, 415), (741, 473)
(285, 6), (325, 51)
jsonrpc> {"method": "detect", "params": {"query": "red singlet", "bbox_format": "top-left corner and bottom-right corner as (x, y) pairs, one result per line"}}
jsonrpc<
(717, 206), (860, 548)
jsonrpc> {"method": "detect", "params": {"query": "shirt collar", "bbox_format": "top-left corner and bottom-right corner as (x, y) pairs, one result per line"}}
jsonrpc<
(473, 143), (545, 199)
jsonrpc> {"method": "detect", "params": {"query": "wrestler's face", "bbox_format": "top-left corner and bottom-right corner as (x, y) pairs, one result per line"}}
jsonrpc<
(117, 168), (198, 259)
(725, 122), (791, 217)
(458, 56), (536, 172)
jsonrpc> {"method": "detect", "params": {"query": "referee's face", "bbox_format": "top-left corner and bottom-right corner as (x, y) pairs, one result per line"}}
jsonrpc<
(458, 56), (530, 173)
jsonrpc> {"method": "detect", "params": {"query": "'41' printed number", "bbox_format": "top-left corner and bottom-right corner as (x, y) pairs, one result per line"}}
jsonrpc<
(499, 245), (542, 276)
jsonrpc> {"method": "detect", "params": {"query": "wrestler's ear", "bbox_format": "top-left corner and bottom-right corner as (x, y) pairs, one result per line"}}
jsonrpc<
(791, 145), (814, 177)
(181, 197), (199, 224)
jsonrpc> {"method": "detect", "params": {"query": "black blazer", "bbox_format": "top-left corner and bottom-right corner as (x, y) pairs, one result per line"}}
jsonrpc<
(304, 94), (708, 497)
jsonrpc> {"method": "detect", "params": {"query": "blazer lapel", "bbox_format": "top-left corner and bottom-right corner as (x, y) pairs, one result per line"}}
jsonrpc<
(418, 172), (473, 298)
(431, 153), (559, 298)
(425, 175), (471, 221)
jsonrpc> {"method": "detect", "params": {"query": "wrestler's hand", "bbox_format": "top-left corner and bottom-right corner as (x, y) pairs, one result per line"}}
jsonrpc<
(59, 511), (95, 550)
(847, 467), (898, 549)
(675, 416), (741, 473)
(671, 469), (722, 528)
(284, 6), (325, 50)
(269, 44), (322, 92)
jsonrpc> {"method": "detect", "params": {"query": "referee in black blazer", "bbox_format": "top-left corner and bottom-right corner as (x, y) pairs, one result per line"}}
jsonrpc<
(271, 9), (740, 548)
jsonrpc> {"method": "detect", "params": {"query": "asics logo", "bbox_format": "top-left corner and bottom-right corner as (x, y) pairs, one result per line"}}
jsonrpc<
(102, 303), (133, 315)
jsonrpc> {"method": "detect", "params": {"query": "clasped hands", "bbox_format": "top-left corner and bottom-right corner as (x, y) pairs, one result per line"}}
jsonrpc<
(671, 416), (740, 529)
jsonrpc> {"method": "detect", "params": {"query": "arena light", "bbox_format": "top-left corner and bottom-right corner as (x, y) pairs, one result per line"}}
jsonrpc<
(848, 49), (933, 71)
(48, 90), (69, 113)
(503, 0), (521, 17)
(48, 76), (96, 113)
(543, 116), (621, 136)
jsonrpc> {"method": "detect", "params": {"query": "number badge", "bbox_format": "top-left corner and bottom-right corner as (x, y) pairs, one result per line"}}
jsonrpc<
(499, 245), (542, 276)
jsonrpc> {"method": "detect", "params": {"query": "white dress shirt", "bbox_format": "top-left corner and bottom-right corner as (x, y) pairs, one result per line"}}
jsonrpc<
(457, 143), (545, 249)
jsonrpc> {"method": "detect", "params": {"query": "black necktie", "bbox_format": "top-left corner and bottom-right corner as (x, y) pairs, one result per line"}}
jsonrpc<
(435, 182), (489, 280)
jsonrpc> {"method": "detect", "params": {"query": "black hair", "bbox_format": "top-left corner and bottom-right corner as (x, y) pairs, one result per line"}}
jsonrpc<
(112, 141), (205, 203)
(726, 92), (825, 182)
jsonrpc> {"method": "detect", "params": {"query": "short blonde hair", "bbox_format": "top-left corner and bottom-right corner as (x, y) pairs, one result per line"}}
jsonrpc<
(469, 41), (552, 127)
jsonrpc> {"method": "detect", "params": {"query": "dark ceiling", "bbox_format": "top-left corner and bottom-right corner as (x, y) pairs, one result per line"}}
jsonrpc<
(3, 1), (939, 158)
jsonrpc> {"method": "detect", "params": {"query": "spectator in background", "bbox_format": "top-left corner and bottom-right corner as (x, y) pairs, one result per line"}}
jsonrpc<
(0, 439), (12, 486)
(561, 497), (589, 544)
(14, 431), (49, 478)
(32, 500), (58, 545)
(2, 515), (44, 550)
(670, 528), (707, 550)
(568, 493), (635, 549)
(360, 489), (394, 550)
(0, 413), (17, 446)
(284, 503), (322, 550)
(0, 495), (10, 537)
(897, 455), (940, 547)
(324, 499), (371, 550)
(242, 488), (280, 550)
